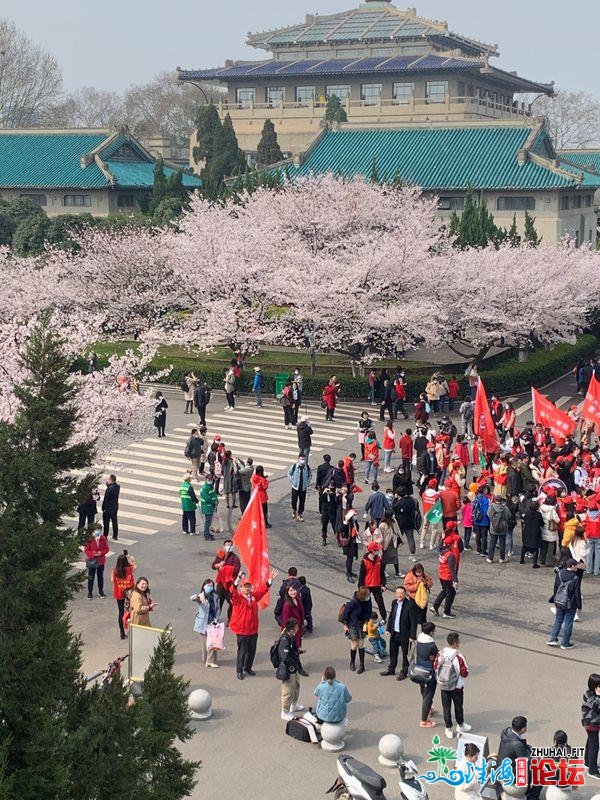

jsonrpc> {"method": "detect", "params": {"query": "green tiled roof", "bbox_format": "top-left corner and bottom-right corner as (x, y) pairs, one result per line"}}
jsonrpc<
(105, 160), (201, 189)
(0, 132), (110, 188)
(558, 149), (600, 176)
(291, 127), (600, 190)
(0, 131), (202, 190)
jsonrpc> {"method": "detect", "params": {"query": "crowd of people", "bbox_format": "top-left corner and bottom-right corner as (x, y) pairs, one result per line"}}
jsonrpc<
(79, 357), (600, 786)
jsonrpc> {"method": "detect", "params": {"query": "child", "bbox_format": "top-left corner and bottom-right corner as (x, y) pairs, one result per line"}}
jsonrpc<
(366, 612), (387, 663)
(357, 411), (374, 461)
(298, 576), (313, 633)
(461, 496), (473, 550)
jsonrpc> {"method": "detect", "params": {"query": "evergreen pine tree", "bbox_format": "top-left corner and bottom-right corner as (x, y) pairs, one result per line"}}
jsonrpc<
(256, 118), (283, 166)
(148, 157), (169, 215)
(325, 94), (348, 123)
(523, 210), (541, 246)
(202, 113), (247, 190)
(136, 633), (199, 799)
(0, 321), (95, 798)
(192, 102), (222, 165)
(508, 213), (521, 246)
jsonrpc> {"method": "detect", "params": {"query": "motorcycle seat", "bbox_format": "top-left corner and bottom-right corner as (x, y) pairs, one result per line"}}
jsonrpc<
(342, 756), (387, 792)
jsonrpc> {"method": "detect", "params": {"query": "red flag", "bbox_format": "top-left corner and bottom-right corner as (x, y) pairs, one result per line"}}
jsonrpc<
(582, 375), (600, 428)
(232, 490), (271, 609)
(474, 378), (499, 453)
(531, 387), (576, 445)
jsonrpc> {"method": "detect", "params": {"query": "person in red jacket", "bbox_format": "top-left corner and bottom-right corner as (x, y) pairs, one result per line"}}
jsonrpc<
(229, 567), (278, 680)
(323, 376), (340, 421)
(111, 552), (135, 639)
(447, 377), (460, 411)
(358, 543), (387, 621)
(430, 541), (459, 618)
(398, 428), (414, 472)
(440, 479), (461, 529)
(251, 466), (272, 528)
(83, 524), (110, 599)
(442, 523), (464, 572)
(343, 454), (357, 488)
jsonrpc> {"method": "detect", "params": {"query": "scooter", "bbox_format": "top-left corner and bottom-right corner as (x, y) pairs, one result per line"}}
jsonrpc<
(326, 754), (429, 800)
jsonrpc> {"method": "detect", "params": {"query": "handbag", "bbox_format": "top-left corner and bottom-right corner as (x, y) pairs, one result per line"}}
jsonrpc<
(414, 580), (429, 610)
(409, 660), (434, 684)
(86, 557), (99, 569)
(206, 622), (225, 651)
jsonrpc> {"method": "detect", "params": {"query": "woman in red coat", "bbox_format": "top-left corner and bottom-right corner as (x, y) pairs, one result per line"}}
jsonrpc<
(251, 465), (272, 528)
(323, 375), (340, 421)
(281, 585), (305, 646)
(83, 525), (110, 600)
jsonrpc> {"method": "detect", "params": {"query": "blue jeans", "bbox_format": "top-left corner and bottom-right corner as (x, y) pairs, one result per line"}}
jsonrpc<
(254, 389), (262, 406)
(203, 512), (214, 539)
(383, 450), (393, 470)
(587, 539), (600, 575)
(506, 528), (514, 554)
(365, 461), (379, 482)
(487, 533), (506, 561)
(549, 606), (576, 646)
(369, 636), (387, 657)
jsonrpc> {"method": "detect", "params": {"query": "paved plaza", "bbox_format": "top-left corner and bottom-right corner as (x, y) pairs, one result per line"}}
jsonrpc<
(70, 374), (600, 800)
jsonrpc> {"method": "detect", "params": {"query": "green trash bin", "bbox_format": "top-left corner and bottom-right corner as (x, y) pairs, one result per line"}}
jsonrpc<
(274, 373), (290, 397)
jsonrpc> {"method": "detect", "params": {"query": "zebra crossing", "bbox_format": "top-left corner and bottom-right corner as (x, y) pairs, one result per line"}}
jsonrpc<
(73, 389), (580, 568)
(74, 397), (374, 567)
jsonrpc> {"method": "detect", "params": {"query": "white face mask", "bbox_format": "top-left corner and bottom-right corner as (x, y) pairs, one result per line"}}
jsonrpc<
(225, 545), (232, 553)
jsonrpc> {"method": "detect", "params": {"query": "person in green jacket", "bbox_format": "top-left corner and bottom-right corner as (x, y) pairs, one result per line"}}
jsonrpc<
(200, 476), (219, 541)
(179, 474), (199, 536)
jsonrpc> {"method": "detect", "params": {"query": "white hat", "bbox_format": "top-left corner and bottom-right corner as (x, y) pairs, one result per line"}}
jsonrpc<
(254, 366), (260, 371)
(300, 415), (309, 422)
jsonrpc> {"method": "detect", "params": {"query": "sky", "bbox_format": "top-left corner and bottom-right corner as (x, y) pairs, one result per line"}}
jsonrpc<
(2, 0), (598, 98)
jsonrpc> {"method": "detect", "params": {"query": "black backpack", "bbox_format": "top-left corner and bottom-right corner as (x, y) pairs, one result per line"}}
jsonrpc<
(554, 577), (574, 610)
(180, 377), (188, 392)
(269, 638), (281, 668)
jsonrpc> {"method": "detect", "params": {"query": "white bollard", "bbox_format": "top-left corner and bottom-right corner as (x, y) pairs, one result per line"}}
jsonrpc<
(501, 786), (527, 799)
(321, 721), (346, 752)
(378, 734), (405, 767)
(188, 688), (212, 720)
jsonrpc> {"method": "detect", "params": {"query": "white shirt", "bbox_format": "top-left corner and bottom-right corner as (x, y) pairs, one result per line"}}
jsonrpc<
(393, 599), (404, 633)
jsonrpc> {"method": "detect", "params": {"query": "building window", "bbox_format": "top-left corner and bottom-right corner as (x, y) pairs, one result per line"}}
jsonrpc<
(63, 195), (91, 207)
(585, 195), (593, 208)
(372, 47), (394, 57)
(467, 83), (475, 97)
(19, 193), (46, 206)
(361, 83), (382, 105)
(235, 88), (255, 108)
(296, 86), (316, 106)
(326, 85), (351, 101)
(560, 196), (569, 211)
(438, 197), (465, 211)
(426, 81), (448, 104)
(496, 197), (536, 211)
(266, 87), (285, 105)
(308, 50), (329, 60)
(571, 195), (582, 209)
(457, 82), (465, 98)
(392, 82), (413, 104)
(117, 194), (135, 208)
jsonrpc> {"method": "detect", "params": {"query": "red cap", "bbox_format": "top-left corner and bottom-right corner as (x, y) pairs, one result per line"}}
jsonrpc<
(366, 542), (381, 553)
(444, 479), (454, 488)
(428, 478), (438, 489)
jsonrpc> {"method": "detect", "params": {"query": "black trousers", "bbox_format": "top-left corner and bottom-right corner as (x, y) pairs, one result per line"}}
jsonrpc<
(441, 687), (464, 728)
(520, 546), (539, 566)
(585, 729), (599, 774)
(216, 583), (233, 623)
(345, 553), (355, 576)
(262, 502), (269, 525)
(239, 490), (250, 513)
(370, 587), (387, 620)
(102, 510), (118, 539)
(379, 400), (393, 421)
(78, 509), (95, 531)
(236, 633), (258, 673)
(182, 509), (196, 533)
(389, 632), (410, 675)
(408, 599), (426, 639)
(474, 524), (489, 555)
(117, 598), (126, 636)
(284, 406), (294, 426)
(325, 406), (335, 420)
(540, 540), (556, 566)
(434, 579), (456, 615)
(196, 404), (207, 426)
(420, 682), (436, 722)
(291, 488), (307, 515)
(87, 564), (104, 596)
(226, 391), (235, 408)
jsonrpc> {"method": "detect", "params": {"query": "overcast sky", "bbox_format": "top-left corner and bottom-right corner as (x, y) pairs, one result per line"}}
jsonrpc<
(3, 0), (597, 98)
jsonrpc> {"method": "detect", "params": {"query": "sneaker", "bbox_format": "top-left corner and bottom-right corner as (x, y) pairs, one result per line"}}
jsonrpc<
(291, 511), (296, 520)
(464, 546), (473, 550)
(546, 639), (559, 646)
(445, 728), (454, 739)
(290, 703), (305, 712)
(507, 551), (513, 557)
(587, 772), (600, 780)
(486, 558), (493, 563)
(297, 515), (304, 522)
(281, 711), (294, 721)
(429, 544), (434, 550)
(398, 572), (406, 578)
(457, 723), (472, 733)
(99, 592), (106, 598)
(550, 606), (556, 615)
(560, 643), (575, 650)
(373, 655), (383, 663)
(409, 556), (417, 562)
(499, 559), (505, 564)
(420, 720), (436, 728)
(575, 613), (580, 622)
(224, 406), (230, 411)
(430, 605), (440, 617)
(443, 612), (456, 619)
(532, 564), (541, 569)
(419, 543), (425, 549)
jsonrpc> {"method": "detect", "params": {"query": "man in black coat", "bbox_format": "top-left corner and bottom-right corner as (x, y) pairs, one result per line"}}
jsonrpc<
(497, 716), (540, 799)
(102, 474), (120, 540)
(315, 454), (333, 513)
(380, 587), (412, 680)
(194, 381), (211, 426)
(296, 415), (313, 460)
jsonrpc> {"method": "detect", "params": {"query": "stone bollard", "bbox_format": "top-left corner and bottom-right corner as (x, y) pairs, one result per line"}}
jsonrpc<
(188, 688), (212, 720)
(321, 721), (346, 752)
(378, 734), (404, 767)
(545, 788), (573, 800)
(501, 785), (527, 800)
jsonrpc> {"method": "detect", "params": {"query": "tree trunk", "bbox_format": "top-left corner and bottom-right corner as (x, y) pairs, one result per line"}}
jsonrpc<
(517, 348), (529, 362)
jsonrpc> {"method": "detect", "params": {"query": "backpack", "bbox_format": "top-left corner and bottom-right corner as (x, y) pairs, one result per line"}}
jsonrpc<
(285, 717), (320, 744)
(274, 595), (285, 624)
(180, 377), (189, 392)
(414, 506), (423, 530)
(462, 403), (474, 421)
(472, 497), (485, 525)
(489, 505), (508, 533)
(203, 386), (211, 405)
(338, 601), (350, 624)
(278, 394), (287, 406)
(435, 652), (459, 691)
(554, 577), (574, 610)
(269, 639), (282, 668)
(184, 440), (192, 459)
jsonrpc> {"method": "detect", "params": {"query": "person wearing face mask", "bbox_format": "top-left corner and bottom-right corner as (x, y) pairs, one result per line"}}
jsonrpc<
(83, 523), (110, 599)
(288, 454), (312, 522)
(191, 579), (222, 668)
(358, 543), (387, 621)
(229, 568), (278, 680)
(211, 540), (241, 623)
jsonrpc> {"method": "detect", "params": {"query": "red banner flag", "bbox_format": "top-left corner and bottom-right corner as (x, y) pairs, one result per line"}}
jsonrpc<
(474, 378), (499, 453)
(531, 387), (577, 445)
(232, 489), (271, 609)
(582, 375), (600, 428)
